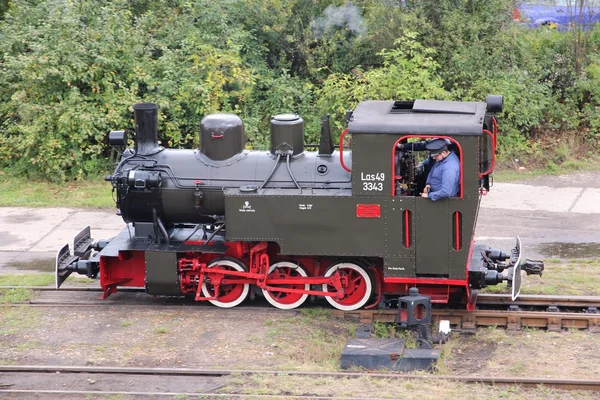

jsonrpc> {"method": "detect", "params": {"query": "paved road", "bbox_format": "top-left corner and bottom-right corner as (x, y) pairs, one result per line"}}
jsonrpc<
(1, 172), (599, 272)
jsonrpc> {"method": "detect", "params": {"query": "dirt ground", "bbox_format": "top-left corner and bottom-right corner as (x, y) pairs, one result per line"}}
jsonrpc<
(0, 290), (599, 399)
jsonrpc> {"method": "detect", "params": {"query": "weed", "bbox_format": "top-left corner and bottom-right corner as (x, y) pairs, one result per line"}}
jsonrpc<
(508, 361), (525, 374)
(154, 327), (169, 334)
(120, 321), (133, 327)
(347, 325), (357, 337)
(371, 321), (391, 338)
(536, 384), (558, 397)
(298, 307), (331, 321)
(478, 327), (508, 343)
(401, 330), (418, 349)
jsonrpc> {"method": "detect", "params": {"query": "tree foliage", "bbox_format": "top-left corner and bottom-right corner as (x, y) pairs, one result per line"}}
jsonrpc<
(1, 0), (600, 180)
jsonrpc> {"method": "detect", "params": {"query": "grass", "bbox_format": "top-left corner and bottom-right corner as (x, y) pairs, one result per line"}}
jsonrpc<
(0, 272), (99, 303)
(0, 273), (55, 303)
(0, 307), (42, 335)
(0, 273), (55, 286)
(482, 258), (600, 296)
(0, 175), (114, 208)
(297, 307), (331, 321)
(254, 312), (356, 371)
(0, 288), (35, 303)
(217, 372), (593, 399)
(492, 161), (597, 182)
(0, 273), (56, 303)
(4, 258), (56, 272)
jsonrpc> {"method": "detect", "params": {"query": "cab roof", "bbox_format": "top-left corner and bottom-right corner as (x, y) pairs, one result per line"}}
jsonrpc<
(348, 99), (488, 136)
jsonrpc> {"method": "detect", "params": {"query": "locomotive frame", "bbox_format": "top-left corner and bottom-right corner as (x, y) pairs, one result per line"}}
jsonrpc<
(56, 96), (543, 311)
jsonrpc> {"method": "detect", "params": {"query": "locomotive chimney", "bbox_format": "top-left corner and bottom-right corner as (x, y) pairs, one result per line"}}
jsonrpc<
(133, 103), (161, 155)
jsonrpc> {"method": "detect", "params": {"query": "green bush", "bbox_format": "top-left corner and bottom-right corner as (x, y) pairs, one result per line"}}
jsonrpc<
(0, 0), (255, 180)
(1, 0), (600, 181)
(316, 32), (448, 132)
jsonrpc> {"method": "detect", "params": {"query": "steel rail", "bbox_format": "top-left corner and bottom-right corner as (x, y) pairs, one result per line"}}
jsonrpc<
(1, 365), (599, 391)
(2, 288), (599, 331)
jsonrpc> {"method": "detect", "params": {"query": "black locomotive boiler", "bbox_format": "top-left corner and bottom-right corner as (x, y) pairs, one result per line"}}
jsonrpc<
(56, 97), (544, 311)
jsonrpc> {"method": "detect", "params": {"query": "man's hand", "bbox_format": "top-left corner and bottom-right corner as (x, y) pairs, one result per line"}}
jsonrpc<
(421, 185), (431, 198)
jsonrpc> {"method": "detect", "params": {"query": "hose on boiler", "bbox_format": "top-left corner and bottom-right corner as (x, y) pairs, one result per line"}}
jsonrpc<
(258, 153), (281, 190)
(285, 154), (301, 190)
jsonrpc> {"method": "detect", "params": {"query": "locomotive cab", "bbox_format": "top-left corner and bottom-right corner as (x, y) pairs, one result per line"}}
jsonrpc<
(346, 97), (535, 307)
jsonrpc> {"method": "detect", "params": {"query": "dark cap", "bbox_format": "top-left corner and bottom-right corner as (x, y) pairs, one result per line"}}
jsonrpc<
(426, 139), (449, 154)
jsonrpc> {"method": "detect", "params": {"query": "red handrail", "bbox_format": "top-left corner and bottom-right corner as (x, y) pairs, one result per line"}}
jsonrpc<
(339, 128), (352, 172)
(491, 116), (498, 147)
(479, 129), (496, 177)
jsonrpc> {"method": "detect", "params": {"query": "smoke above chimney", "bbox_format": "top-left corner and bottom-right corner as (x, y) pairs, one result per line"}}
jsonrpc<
(312, 3), (367, 38)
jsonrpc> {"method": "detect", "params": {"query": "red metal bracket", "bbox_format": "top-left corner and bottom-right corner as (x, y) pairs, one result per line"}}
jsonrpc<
(100, 278), (131, 299)
(249, 242), (269, 288)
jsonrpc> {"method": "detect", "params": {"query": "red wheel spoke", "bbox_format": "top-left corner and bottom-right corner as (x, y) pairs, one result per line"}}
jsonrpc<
(262, 262), (309, 310)
(201, 259), (249, 308)
(323, 263), (373, 311)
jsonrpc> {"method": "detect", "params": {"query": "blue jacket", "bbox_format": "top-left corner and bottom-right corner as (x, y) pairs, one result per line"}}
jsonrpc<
(426, 152), (460, 201)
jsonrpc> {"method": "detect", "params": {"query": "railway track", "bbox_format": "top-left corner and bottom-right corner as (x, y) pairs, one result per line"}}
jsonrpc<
(1, 288), (599, 397)
(1, 365), (599, 394)
(335, 308), (600, 333)
(4, 285), (600, 309)
(2, 286), (600, 331)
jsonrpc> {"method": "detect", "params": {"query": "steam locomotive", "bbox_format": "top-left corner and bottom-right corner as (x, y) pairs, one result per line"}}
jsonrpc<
(56, 96), (544, 311)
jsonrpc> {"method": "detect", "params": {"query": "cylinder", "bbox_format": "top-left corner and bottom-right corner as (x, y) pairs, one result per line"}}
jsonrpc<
(200, 114), (245, 161)
(270, 114), (304, 156)
(133, 103), (160, 155)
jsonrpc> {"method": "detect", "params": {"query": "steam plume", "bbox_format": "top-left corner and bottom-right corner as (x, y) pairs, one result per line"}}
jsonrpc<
(312, 3), (367, 38)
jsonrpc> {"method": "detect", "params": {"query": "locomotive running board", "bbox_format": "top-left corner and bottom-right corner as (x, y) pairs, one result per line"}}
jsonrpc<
(511, 236), (523, 301)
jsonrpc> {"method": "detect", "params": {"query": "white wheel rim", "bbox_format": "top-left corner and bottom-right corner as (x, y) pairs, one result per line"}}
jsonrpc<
(262, 261), (309, 310)
(322, 263), (372, 311)
(201, 259), (249, 308)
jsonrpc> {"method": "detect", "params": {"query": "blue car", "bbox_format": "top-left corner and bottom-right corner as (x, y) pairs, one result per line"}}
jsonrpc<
(516, 1), (600, 29)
